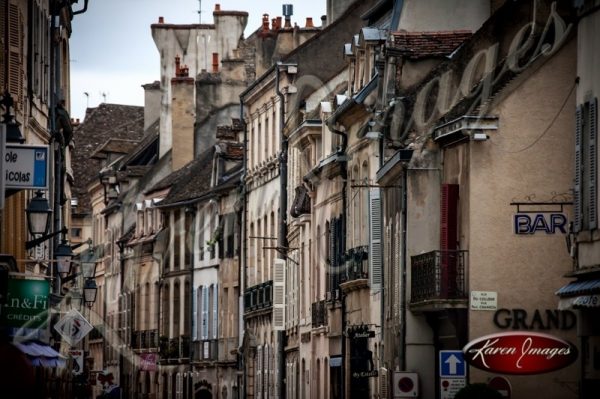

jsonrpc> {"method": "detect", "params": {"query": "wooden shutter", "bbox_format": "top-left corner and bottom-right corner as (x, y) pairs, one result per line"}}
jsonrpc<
(575, 106), (583, 232)
(369, 188), (383, 291)
(256, 346), (263, 398)
(590, 98), (598, 230)
(441, 184), (459, 250)
(201, 286), (209, 339)
(192, 288), (198, 341)
(212, 285), (218, 339)
(273, 259), (286, 330)
(7, 2), (23, 110)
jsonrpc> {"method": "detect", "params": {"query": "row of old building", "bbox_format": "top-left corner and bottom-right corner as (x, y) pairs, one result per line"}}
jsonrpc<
(68, 0), (600, 398)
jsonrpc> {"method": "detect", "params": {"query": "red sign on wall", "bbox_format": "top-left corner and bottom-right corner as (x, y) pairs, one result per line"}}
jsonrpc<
(139, 353), (157, 371)
(463, 332), (577, 375)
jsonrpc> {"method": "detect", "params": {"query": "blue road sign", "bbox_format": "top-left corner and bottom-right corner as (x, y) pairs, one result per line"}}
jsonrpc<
(439, 350), (466, 378)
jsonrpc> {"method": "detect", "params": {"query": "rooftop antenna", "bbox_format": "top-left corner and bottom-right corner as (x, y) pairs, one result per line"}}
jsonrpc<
(101, 92), (107, 103)
(83, 92), (89, 108)
(198, 0), (201, 23)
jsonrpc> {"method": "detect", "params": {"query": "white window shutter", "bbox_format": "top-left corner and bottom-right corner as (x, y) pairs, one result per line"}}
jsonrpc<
(192, 288), (198, 341)
(575, 105), (583, 232)
(589, 97), (598, 230)
(212, 286), (218, 339)
(273, 259), (286, 330)
(202, 286), (209, 339)
(256, 346), (263, 397)
(369, 188), (383, 291)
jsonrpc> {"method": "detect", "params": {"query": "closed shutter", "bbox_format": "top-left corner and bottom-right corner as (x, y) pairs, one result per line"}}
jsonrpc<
(369, 188), (383, 291)
(440, 184), (459, 251)
(385, 223), (392, 319)
(192, 288), (198, 340)
(273, 259), (286, 330)
(380, 367), (389, 398)
(202, 286), (209, 339)
(394, 216), (401, 319)
(256, 346), (263, 398)
(212, 286), (218, 339)
(8, 2), (23, 110)
(575, 105), (583, 232)
(589, 98), (598, 230)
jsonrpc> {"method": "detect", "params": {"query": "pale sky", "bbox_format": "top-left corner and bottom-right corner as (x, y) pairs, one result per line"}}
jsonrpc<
(69, 0), (326, 121)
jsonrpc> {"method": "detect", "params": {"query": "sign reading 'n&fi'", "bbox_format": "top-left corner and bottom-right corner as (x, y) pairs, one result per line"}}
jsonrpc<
(0, 278), (50, 330)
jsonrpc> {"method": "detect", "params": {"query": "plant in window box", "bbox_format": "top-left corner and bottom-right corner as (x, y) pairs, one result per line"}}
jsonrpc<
(205, 226), (223, 250)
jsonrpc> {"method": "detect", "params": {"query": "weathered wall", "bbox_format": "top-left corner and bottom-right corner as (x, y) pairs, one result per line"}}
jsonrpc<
(399, 0), (490, 32)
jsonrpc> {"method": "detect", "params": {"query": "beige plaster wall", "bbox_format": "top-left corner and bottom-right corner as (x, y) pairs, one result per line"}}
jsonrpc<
(399, 0), (489, 32)
(467, 40), (578, 397)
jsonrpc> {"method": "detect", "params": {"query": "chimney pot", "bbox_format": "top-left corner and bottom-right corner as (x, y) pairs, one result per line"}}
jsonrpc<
(214, 3), (221, 11)
(158, 16), (164, 23)
(284, 17), (292, 29)
(305, 17), (314, 28)
(262, 14), (270, 32)
(276, 16), (282, 29)
(321, 15), (327, 27)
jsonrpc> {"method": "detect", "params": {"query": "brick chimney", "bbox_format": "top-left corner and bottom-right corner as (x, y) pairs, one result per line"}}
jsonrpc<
(212, 53), (219, 73)
(158, 16), (164, 23)
(171, 56), (195, 171)
(262, 14), (270, 32)
(305, 17), (314, 28)
(214, 3), (221, 11)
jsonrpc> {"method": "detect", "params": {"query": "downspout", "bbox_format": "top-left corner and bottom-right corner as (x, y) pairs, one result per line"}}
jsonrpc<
(187, 205), (197, 396)
(275, 64), (288, 399)
(326, 119), (348, 399)
(400, 167), (408, 371)
(240, 98), (247, 399)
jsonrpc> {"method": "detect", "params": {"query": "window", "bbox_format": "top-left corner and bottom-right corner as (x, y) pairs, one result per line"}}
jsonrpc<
(575, 98), (598, 231)
(71, 228), (82, 238)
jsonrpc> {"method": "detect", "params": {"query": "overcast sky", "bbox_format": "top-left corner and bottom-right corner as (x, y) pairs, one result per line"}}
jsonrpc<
(69, 0), (326, 121)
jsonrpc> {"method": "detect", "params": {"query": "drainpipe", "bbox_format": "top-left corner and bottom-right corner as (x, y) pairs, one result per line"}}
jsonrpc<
(240, 98), (247, 399)
(400, 167), (408, 371)
(326, 120), (348, 399)
(186, 205), (197, 396)
(275, 62), (290, 399)
(72, 0), (89, 15)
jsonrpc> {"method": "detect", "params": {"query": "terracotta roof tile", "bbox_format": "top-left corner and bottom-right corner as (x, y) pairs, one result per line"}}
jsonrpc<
(390, 30), (472, 59)
(72, 104), (144, 214)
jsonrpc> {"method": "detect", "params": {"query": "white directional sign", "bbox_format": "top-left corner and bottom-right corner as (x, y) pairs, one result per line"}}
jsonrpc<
(4, 144), (49, 189)
(439, 350), (466, 378)
(54, 309), (93, 346)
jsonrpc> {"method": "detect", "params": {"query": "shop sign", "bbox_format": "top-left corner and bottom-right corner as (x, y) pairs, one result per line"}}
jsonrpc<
(54, 309), (93, 346)
(0, 278), (49, 330)
(493, 308), (576, 330)
(140, 353), (157, 371)
(351, 370), (378, 378)
(69, 349), (84, 375)
(514, 213), (567, 235)
(573, 295), (600, 307)
(463, 332), (577, 375)
(347, 325), (375, 339)
(4, 144), (49, 190)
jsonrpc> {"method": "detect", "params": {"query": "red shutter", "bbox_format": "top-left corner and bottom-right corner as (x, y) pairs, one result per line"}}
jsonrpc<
(440, 184), (459, 251)
(440, 184), (459, 298)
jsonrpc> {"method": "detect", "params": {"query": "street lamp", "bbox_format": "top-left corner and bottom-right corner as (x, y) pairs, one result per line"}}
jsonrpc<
(55, 240), (74, 278)
(83, 279), (97, 308)
(80, 249), (97, 279)
(25, 191), (52, 236)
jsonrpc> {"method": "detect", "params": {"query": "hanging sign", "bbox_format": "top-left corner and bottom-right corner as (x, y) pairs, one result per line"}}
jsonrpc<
(0, 278), (50, 330)
(54, 309), (93, 346)
(4, 144), (49, 190)
(463, 332), (577, 375)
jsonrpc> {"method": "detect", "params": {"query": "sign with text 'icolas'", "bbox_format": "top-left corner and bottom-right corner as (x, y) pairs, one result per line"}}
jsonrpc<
(4, 144), (49, 190)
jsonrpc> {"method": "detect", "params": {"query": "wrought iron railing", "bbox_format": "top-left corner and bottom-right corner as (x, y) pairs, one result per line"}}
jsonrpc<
(132, 329), (159, 349)
(159, 335), (189, 359)
(244, 280), (273, 313)
(193, 339), (218, 361)
(410, 250), (467, 304)
(344, 245), (369, 281)
(311, 300), (327, 328)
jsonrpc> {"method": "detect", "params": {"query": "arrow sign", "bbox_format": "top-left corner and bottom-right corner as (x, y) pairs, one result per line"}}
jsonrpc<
(445, 354), (460, 375)
(440, 350), (466, 378)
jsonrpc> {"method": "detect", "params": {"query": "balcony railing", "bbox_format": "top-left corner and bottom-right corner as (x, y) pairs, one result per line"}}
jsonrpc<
(311, 300), (327, 328)
(344, 245), (369, 281)
(193, 339), (218, 361)
(159, 335), (190, 359)
(244, 280), (273, 313)
(410, 250), (467, 305)
(132, 329), (159, 350)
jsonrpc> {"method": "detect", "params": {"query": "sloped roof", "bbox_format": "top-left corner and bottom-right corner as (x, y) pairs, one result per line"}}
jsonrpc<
(72, 103), (144, 214)
(390, 30), (472, 59)
(149, 147), (215, 205)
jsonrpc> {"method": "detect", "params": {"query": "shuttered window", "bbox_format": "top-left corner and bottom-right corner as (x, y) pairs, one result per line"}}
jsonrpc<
(212, 285), (218, 339)
(369, 188), (383, 291)
(273, 259), (286, 330)
(192, 288), (198, 341)
(201, 286), (209, 339)
(575, 98), (599, 232)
